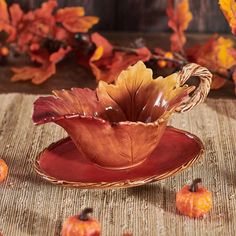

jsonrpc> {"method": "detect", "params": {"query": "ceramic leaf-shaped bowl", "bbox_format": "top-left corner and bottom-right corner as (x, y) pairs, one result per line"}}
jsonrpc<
(33, 61), (212, 169)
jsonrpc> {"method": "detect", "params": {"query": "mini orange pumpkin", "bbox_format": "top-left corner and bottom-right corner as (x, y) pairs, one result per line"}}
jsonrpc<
(176, 178), (212, 218)
(0, 159), (8, 182)
(61, 208), (101, 236)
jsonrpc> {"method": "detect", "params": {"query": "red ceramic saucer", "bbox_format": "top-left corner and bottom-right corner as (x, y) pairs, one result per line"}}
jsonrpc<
(34, 127), (204, 189)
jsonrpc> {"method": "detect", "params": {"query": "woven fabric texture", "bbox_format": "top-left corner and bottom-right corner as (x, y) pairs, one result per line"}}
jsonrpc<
(0, 93), (235, 236)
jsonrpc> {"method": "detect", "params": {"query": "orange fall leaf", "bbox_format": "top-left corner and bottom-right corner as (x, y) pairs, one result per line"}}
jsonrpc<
(0, 0), (8, 22)
(55, 7), (99, 33)
(49, 46), (71, 63)
(219, 0), (236, 35)
(89, 33), (151, 83)
(11, 62), (56, 85)
(9, 4), (23, 27)
(167, 0), (192, 52)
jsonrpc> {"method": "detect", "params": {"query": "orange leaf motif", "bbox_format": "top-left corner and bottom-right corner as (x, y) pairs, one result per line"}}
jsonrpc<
(167, 0), (192, 52)
(219, 0), (236, 35)
(33, 62), (194, 169)
(89, 33), (151, 83)
(55, 7), (99, 33)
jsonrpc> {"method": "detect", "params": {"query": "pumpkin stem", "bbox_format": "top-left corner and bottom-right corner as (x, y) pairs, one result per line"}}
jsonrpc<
(189, 178), (202, 192)
(79, 208), (93, 221)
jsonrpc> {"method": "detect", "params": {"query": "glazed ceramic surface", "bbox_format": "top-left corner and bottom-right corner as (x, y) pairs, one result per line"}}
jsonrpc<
(35, 127), (204, 189)
(33, 61), (211, 169)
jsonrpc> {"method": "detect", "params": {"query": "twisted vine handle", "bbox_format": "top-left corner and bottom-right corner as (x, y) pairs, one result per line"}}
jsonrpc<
(175, 63), (212, 112)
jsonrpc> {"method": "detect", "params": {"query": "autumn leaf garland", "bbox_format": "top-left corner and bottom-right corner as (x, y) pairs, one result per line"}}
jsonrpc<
(0, 0), (99, 84)
(0, 0), (236, 94)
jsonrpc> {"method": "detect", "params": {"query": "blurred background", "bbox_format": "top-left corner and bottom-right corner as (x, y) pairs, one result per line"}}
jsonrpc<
(1, 0), (234, 97)
(7, 0), (230, 33)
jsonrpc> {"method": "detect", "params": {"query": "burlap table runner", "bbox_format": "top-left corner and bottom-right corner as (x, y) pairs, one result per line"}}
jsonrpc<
(0, 93), (235, 236)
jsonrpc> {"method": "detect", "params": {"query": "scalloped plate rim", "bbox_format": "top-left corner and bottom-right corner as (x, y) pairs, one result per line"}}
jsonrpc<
(34, 126), (204, 189)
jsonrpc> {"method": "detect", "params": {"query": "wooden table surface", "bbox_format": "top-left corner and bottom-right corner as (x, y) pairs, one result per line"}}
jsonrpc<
(0, 33), (235, 236)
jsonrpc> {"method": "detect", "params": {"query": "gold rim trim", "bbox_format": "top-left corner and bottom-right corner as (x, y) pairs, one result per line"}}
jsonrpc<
(34, 127), (205, 189)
